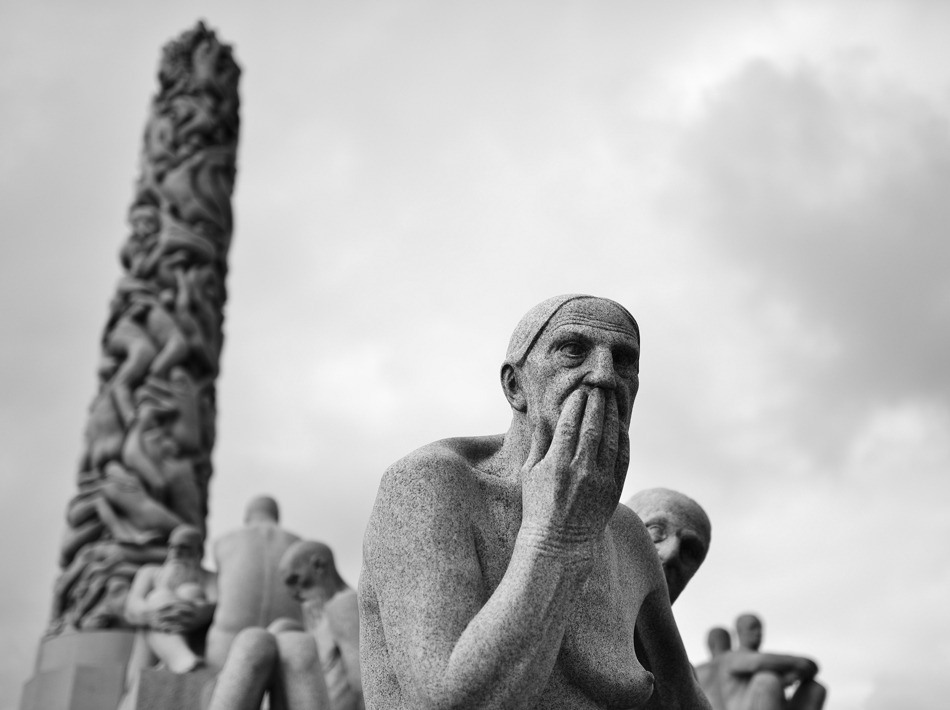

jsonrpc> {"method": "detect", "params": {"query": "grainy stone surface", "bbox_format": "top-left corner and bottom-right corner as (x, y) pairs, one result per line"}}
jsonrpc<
(360, 295), (711, 709)
(205, 495), (304, 669)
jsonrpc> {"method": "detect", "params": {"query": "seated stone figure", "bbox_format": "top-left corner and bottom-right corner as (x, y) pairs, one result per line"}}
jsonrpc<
(625, 488), (711, 604)
(719, 614), (826, 710)
(124, 524), (217, 673)
(695, 627), (731, 710)
(207, 540), (362, 710)
(360, 295), (710, 709)
(205, 495), (304, 669)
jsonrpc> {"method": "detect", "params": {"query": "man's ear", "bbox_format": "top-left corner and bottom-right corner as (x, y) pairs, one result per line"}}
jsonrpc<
(500, 363), (527, 412)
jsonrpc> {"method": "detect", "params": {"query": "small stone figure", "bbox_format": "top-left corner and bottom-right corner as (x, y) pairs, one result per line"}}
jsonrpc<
(280, 541), (362, 710)
(695, 627), (731, 710)
(206, 539), (362, 710)
(205, 495), (304, 669)
(124, 524), (217, 673)
(625, 487), (711, 603)
(719, 614), (826, 710)
(360, 295), (709, 709)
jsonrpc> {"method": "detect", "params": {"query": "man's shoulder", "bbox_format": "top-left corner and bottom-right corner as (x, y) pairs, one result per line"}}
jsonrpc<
(382, 435), (503, 486)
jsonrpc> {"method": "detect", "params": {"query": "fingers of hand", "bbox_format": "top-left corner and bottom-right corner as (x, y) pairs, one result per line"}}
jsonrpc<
(524, 420), (553, 472)
(597, 390), (620, 471)
(575, 388), (606, 466)
(551, 389), (587, 462)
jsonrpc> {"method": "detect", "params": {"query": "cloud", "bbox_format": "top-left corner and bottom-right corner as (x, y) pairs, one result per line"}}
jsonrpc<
(671, 56), (950, 463)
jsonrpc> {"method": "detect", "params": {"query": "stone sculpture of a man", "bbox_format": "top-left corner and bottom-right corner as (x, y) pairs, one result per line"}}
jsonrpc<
(719, 614), (826, 710)
(124, 524), (217, 673)
(626, 488), (711, 604)
(205, 495), (303, 669)
(695, 627), (731, 710)
(359, 294), (710, 709)
(206, 540), (362, 710)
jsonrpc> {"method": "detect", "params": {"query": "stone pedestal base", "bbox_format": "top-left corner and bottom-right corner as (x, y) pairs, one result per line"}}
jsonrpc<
(19, 630), (136, 710)
(118, 667), (216, 710)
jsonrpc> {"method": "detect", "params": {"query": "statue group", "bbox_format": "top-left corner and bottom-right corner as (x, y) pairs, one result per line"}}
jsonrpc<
(26, 22), (827, 710)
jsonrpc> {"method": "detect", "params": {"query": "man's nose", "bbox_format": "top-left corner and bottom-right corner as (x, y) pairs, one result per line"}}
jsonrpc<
(585, 348), (617, 388)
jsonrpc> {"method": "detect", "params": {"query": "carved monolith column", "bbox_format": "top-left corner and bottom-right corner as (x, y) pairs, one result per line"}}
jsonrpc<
(21, 21), (240, 710)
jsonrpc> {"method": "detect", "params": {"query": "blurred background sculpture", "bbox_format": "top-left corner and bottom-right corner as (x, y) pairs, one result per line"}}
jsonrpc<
(625, 487), (711, 604)
(205, 495), (304, 669)
(123, 524), (217, 673)
(719, 613), (826, 710)
(208, 539), (362, 710)
(695, 626), (731, 710)
(48, 20), (240, 636)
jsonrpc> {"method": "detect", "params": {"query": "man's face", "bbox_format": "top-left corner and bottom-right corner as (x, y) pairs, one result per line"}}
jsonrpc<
(167, 538), (201, 564)
(281, 549), (332, 603)
(520, 298), (640, 437)
(736, 616), (764, 651)
(637, 497), (709, 603)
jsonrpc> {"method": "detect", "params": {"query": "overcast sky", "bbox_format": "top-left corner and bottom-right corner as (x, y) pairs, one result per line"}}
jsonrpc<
(2, 2), (949, 709)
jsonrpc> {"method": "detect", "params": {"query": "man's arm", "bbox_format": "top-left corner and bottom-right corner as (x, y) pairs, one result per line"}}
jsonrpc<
(364, 389), (619, 710)
(124, 566), (158, 627)
(327, 590), (362, 694)
(723, 650), (819, 684)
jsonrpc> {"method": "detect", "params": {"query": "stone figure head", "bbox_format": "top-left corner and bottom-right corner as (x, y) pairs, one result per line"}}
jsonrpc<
(167, 524), (204, 564)
(626, 488), (711, 603)
(707, 627), (731, 657)
(501, 294), (640, 439)
(736, 613), (764, 651)
(244, 495), (280, 524)
(279, 540), (342, 605)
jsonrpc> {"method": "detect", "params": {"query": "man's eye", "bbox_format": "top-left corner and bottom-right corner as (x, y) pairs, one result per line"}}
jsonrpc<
(559, 342), (587, 358)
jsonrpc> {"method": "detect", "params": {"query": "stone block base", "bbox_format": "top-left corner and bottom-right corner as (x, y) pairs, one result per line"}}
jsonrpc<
(118, 667), (217, 710)
(19, 631), (136, 710)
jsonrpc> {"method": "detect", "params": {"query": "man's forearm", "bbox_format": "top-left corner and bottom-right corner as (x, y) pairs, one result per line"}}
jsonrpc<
(402, 528), (594, 710)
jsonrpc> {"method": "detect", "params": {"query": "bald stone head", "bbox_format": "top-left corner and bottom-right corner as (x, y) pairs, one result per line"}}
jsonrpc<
(279, 539), (345, 604)
(244, 495), (280, 524)
(736, 613), (763, 651)
(626, 488), (711, 603)
(168, 524), (203, 563)
(707, 627), (732, 657)
(500, 295), (641, 457)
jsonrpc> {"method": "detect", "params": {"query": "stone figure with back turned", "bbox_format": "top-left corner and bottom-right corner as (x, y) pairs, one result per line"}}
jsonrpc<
(718, 614), (826, 710)
(360, 294), (711, 709)
(124, 523), (217, 673)
(204, 495), (304, 669)
(207, 539), (362, 710)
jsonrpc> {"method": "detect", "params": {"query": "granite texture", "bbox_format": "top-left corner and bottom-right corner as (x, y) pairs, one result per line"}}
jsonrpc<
(48, 20), (240, 636)
(205, 496), (304, 669)
(716, 615), (826, 710)
(624, 488), (711, 604)
(360, 295), (711, 709)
